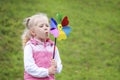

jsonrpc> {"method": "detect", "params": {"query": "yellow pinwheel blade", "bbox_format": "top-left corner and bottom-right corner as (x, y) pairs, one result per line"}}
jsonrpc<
(58, 30), (67, 40)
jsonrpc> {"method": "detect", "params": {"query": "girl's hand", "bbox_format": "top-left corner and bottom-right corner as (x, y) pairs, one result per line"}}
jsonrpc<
(51, 59), (57, 68)
(48, 65), (57, 75)
(48, 59), (57, 75)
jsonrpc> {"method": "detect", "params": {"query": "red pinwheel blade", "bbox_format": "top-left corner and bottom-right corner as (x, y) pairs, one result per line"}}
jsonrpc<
(50, 18), (57, 29)
(61, 16), (69, 26)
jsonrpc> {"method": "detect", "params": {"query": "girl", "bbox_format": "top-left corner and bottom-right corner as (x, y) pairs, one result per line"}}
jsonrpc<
(22, 13), (62, 80)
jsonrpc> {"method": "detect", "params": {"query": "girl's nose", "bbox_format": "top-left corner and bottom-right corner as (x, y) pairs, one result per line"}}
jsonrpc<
(44, 26), (48, 30)
(44, 28), (47, 30)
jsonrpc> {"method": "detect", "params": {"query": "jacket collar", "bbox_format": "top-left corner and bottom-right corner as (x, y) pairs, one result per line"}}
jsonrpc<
(30, 37), (54, 46)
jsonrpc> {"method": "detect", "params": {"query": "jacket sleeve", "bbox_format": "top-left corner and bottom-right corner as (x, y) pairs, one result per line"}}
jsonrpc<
(24, 45), (49, 78)
(54, 47), (63, 73)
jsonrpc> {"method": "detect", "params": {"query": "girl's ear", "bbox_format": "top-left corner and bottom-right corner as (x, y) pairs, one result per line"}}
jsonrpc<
(30, 29), (36, 37)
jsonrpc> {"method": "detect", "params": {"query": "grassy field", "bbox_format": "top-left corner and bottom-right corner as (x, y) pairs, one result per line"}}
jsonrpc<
(0, 0), (120, 80)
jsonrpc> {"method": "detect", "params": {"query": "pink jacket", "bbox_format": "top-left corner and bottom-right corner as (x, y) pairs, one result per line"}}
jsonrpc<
(24, 38), (55, 80)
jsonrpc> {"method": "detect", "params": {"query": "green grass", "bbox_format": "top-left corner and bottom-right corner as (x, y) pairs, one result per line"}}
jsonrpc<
(0, 0), (120, 80)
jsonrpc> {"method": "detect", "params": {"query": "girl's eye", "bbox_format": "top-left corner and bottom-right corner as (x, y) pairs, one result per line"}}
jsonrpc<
(39, 25), (43, 28)
(46, 24), (49, 27)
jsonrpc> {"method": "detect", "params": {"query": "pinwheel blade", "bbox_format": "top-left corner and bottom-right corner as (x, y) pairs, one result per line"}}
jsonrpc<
(62, 26), (71, 36)
(50, 28), (59, 38)
(50, 18), (57, 29)
(56, 13), (63, 24)
(61, 16), (69, 26)
(58, 30), (67, 40)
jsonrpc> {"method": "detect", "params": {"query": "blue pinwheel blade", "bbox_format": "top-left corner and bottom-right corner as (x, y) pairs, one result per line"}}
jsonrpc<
(50, 18), (57, 29)
(62, 26), (71, 36)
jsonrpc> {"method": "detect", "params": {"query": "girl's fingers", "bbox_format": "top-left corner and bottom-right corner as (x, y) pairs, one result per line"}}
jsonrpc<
(51, 59), (57, 67)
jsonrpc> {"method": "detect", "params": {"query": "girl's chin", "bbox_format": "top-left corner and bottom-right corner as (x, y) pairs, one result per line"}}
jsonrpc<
(43, 35), (49, 39)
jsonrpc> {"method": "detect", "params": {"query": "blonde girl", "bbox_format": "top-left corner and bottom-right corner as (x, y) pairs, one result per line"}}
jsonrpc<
(22, 13), (62, 80)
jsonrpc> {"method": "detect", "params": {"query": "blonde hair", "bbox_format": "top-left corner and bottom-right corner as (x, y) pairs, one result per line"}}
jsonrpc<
(21, 13), (49, 47)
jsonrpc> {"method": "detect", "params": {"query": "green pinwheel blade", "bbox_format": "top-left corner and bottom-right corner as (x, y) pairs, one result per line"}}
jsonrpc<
(56, 13), (63, 24)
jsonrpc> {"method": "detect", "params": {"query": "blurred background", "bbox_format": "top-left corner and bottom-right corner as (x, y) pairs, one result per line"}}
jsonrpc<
(0, 0), (120, 80)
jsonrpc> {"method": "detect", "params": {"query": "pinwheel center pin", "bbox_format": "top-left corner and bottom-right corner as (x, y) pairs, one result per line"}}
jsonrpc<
(58, 24), (62, 30)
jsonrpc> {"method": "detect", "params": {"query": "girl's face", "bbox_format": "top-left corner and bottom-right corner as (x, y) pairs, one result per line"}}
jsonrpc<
(31, 18), (50, 41)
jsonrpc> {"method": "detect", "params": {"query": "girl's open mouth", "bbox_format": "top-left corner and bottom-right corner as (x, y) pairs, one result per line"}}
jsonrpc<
(45, 32), (48, 36)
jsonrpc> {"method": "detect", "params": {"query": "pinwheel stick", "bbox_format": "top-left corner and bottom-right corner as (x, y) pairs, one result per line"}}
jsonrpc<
(53, 38), (57, 59)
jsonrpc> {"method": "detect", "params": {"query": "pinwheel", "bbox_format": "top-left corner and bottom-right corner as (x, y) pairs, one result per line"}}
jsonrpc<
(50, 13), (71, 58)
